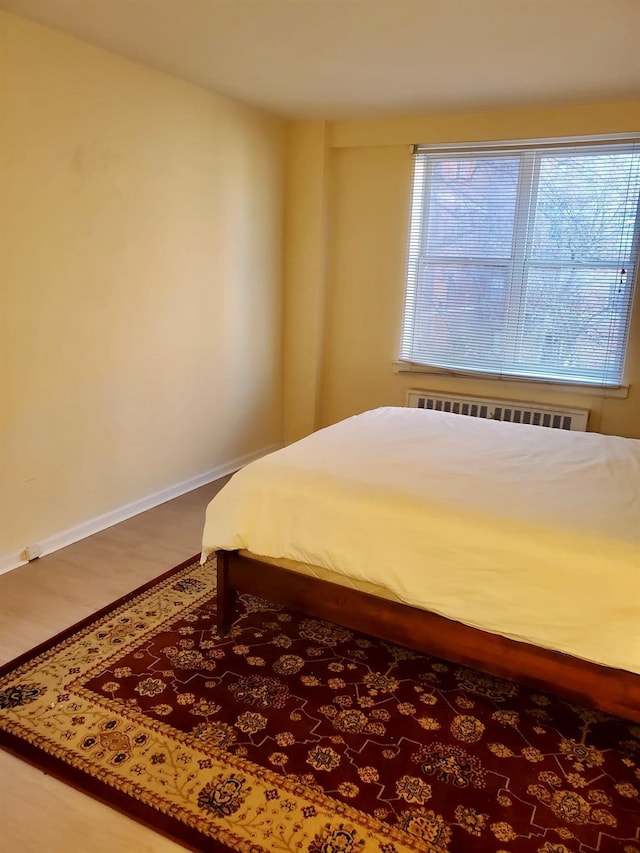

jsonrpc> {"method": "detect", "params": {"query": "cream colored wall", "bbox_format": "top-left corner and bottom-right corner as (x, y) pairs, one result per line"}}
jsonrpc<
(0, 12), (286, 557)
(284, 101), (640, 442)
(282, 122), (329, 442)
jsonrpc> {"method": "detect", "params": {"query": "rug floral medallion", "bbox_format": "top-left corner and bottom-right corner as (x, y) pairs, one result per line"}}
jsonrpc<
(0, 558), (639, 853)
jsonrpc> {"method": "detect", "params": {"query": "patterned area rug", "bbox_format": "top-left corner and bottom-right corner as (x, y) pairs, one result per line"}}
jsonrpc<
(1, 557), (639, 853)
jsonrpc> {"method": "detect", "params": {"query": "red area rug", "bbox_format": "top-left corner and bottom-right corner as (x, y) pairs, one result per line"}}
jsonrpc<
(0, 556), (639, 852)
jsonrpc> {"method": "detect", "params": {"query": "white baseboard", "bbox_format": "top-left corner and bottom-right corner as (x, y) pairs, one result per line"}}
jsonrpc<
(0, 443), (281, 578)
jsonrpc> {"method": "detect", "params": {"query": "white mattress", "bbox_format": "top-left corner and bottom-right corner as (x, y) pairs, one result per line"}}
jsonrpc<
(202, 407), (640, 674)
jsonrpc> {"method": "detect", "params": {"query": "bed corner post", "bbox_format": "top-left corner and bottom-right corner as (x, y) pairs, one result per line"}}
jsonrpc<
(215, 550), (236, 636)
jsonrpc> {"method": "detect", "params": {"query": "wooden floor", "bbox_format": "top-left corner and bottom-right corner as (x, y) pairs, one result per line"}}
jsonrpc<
(0, 478), (229, 853)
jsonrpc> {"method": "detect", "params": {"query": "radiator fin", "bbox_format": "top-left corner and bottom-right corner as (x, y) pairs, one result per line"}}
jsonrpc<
(407, 390), (589, 432)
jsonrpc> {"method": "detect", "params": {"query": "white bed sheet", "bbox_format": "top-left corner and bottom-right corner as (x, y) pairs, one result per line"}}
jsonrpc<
(202, 407), (640, 674)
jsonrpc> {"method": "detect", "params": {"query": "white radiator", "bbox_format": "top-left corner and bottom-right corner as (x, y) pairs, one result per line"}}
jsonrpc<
(406, 389), (589, 431)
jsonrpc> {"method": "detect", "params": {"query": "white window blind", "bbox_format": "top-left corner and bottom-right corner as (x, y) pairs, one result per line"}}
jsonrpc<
(400, 138), (640, 387)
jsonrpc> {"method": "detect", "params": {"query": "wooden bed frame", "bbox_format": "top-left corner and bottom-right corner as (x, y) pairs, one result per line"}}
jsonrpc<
(216, 549), (640, 723)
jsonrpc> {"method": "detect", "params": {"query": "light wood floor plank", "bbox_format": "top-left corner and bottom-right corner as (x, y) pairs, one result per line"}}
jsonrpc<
(0, 478), (229, 852)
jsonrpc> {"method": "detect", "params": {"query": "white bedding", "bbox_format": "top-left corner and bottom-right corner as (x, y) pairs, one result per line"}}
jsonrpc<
(202, 407), (640, 674)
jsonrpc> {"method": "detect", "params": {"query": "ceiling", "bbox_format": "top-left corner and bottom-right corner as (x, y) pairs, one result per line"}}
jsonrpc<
(1, 0), (639, 120)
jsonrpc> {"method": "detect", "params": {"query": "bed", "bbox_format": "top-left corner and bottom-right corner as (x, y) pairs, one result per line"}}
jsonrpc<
(201, 407), (640, 721)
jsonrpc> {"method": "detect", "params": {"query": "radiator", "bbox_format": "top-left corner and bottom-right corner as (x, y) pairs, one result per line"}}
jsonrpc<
(406, 389), (589, 431)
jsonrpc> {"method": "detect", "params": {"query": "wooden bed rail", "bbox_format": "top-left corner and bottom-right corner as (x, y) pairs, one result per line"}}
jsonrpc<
(216, 549), (640, 723)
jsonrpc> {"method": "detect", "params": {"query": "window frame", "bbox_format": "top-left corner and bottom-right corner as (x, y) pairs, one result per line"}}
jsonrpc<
(399, 135), (640, 390)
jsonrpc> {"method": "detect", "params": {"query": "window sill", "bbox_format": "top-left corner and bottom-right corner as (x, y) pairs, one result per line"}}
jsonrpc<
(392, 362), (630, 399)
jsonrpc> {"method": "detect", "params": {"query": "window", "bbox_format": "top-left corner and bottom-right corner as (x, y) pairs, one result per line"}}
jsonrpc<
(400, 138), (640, 387)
